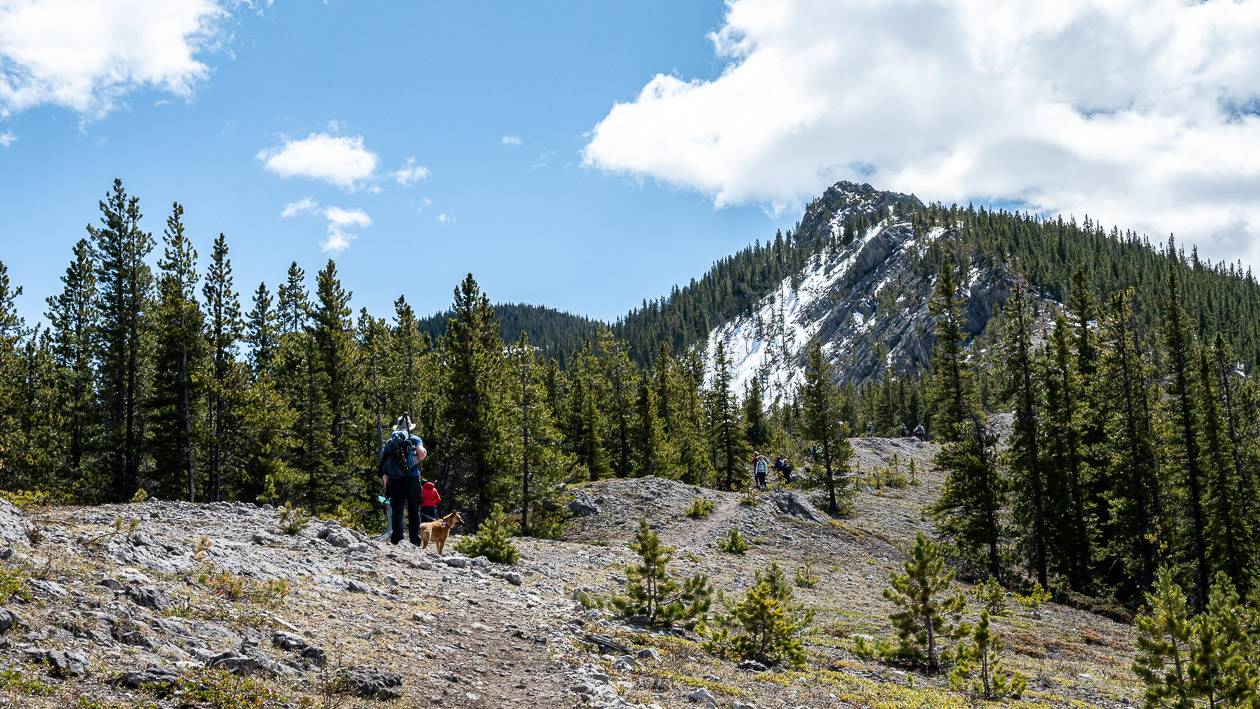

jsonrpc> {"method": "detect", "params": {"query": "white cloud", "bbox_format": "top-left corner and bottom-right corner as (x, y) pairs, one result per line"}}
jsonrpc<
(280, 196), (318, 218)
(501, 134), (522, 146)
(257, 133), (378, 190)
(280, 197), (372, 253)
(321, 206), (371, 253)
(0, 0), (230, 118)
(584, 0), (1260, 262)
(0, 131), (14, 147)
(392, 156), (431, 185)
(436, 212), (452, 224)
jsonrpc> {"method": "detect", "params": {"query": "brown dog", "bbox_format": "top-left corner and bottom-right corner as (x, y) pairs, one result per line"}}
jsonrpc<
(419, 511), (464, 554)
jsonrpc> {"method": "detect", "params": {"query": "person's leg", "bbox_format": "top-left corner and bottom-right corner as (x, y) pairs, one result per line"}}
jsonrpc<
(389, 479), (405, 545)
(421, 505), (436, 522)
(406, 478), (422, 546)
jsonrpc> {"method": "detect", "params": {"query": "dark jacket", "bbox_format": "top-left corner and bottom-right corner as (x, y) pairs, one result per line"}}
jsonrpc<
(378, 431), (424, 479)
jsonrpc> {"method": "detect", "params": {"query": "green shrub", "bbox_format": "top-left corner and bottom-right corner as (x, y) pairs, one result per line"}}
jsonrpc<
(717, 528), (749, 555)
(0, 565), (31, 602)
(703, 563), (814, 667)
(0, 667), (55, 696)
(686, 496), (715, 519)
(794, 561), (819, 589)
(277, 502), (309, 535)
(739, 488), (759, 506)
(156, 669), (287, 708)
(456, 504), (520, 564)
(970, 578), (1010, 617)
(1014, 583), (1051, 617)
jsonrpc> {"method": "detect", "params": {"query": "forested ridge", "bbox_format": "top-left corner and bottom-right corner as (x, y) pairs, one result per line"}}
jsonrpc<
(4, 177), (1260, 632)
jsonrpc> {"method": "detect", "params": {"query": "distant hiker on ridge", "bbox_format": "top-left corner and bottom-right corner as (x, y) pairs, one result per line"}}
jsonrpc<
(751, 451), (770, 490)
(378, 413), (428, 546)
(913, 423), (926, 441)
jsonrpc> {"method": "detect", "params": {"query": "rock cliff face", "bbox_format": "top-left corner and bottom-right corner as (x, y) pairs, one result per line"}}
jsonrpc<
(706, 182), (1051, 402)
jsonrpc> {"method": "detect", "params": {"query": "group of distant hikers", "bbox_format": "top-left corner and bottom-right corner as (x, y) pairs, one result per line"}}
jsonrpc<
(749, 451), (795, 490)
(749, 421), (927, 490)
(376, 412), (443, 546)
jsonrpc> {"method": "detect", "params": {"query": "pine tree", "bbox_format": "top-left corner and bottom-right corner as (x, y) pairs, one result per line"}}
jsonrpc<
(505, 331), (572, 537)
(632, 370), (676, 478)
(931, 410), (1004, 578)
(1067, 270), (1104, 590)
(150, 203), (207, 501)
(89, 179), (154, 502)
(1002, 282), (1050, 589)
(883, 532), (966, 673)
(203, 234), (243, 502)
(949, 609), (1027, 700)
(443, 274), (506, 524)
(611, 518), (712, 628)
(1161, 263), (1210, 608)
(277, 261), (309, 334)
(312, 260), (363, 514)
(44, 239), (98, 490)
(708, 342), (746, 490)
(1197, 346), (1253, 590)
(705, 563), (812, 667)
(1133, 567), (1194, 708)
(674, 346), (714, 486)
(245, 282), (278, 376)
(1210, 333), (1258, 593)
(800, 339), (853, 514)
(1099, 291), (1163, 596)
(600, 327), (636, 478)
(1044, 312), (1092, 591)
(564, 338), (610, 481)
(456, 502), (519, 564)
(0, 263), (27, 488)
(927, 256), (971, 442)
(744, 376), (769, 451)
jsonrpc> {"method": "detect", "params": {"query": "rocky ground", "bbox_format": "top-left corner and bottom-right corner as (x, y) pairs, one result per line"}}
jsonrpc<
(0, 436), (1140, 708)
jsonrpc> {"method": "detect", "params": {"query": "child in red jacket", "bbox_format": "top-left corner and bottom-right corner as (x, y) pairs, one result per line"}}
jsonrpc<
(420, 481), (441, 522)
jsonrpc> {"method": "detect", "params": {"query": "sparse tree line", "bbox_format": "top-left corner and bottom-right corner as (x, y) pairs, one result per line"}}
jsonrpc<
(0, 180), (865, 533)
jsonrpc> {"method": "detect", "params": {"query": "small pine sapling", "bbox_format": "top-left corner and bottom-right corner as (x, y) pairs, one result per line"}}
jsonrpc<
(949, 609), (1027, 700)
(456, 504), (520, 564)
(610, 518), (712, 628)
(704, 563), (814, 667)
(718, 528), (749, 554)
(882, 532), (965, 673)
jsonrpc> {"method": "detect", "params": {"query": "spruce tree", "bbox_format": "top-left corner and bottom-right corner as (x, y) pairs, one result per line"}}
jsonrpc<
(1161, 264), (1210, 607)
(800, 339), (853, 514)
(443, 273), (506, 524)
(632, 370), (676, 478)
(883, 532), (966, 673)
(89, 179), (154, 502)
(203, 234), (243, 502)
(245, 282), (278, 376)
(505, 331), (572, 536)
(600, 327), (636, 478)
(612, 518), (712, 628)
(744, 376), (769, 451)
(708, 342), (746, 490)
(456, 502), (519, 564)
(1099, 291), (1163, 596)
(1210, 333), (1258, 592)
(1197, 347), (1253, 590)
(1044, 313), (1091, 591)
(1002, 282), (1050, 589)
(0, 263), (26, 489)
(312, 260), (361, 512)
(150, 203), (207, 501)
(564, 338), (610, 481)
(44, 239), (98, 489)
(927, 256), (971, 442)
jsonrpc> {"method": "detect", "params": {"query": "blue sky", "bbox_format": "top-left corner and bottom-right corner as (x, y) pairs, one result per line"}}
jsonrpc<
(4, 0), (1260, 328)
(0, 1), (792, 325)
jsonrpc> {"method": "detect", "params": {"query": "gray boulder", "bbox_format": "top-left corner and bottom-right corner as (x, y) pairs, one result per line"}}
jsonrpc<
(337, 666), (403, 700)
(0, 607), (17, 634)
(764, 490), (828, 523)
(125, 585), (170, 610)
(115, 667), (179, 690)
(27, 648), (88, 677)
(568, 490), (601, 517)
(0, 497), (27, 548)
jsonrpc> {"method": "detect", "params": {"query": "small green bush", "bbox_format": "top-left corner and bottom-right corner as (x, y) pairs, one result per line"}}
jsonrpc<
(717, 528), (749, 555)
(456, 504), (520, 564)
(703, 563), (814, 667)
(0, 667), (55, 696)
(970, 578), (1010, 617)
(1015, 583), (1051, 617)
(686, 496), (715, 519)
(277, 502), (309, 535)
(794, 561), (819, 589)
(156, 669), (287, 708)
(0, 565), (31, 602)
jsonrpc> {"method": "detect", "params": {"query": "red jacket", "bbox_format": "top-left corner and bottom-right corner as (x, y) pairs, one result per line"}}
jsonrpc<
(421, 481), (441, 507)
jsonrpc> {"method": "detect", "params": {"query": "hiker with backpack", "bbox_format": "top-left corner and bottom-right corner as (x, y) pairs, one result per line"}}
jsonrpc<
(378, 413), (428, 546)
(751, 451), (770, 490)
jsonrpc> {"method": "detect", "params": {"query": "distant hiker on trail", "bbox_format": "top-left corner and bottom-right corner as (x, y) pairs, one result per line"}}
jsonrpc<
(913, 423), (926, 441)
(779, 457), (794, 484)
(866, 421), (875, 437)
(378, 413), (428, 546)
(420, 480), (441, 522)
(773, 456), (786, 479)
(900, 422), (908, 437)
(752, 451), (769, 490)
